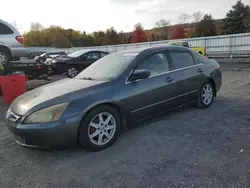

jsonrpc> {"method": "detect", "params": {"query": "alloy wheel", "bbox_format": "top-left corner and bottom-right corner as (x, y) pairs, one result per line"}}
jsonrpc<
(0, 52), (8, 65)
(68, 68), (78, 78)
(88, 112), (116, 146)
(202, 84), (213, 105)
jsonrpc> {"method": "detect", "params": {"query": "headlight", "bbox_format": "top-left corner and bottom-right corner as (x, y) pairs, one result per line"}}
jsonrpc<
(24, 103), (69, 124)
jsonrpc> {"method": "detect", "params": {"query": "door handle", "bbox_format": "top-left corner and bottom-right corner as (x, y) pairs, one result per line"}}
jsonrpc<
(165, 77), (174, 83)
(197, 68), (204, 73)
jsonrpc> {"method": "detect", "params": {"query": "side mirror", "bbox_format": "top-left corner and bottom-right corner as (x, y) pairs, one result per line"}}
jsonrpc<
(129, 69), (150, 82)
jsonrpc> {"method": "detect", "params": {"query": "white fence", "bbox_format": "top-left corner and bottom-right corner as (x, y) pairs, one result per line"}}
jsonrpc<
(26, 32), (250, 56)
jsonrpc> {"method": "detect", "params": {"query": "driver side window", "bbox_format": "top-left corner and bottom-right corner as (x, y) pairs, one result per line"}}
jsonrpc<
(135, 52), (169, 76)
(83, 52), (100, 60)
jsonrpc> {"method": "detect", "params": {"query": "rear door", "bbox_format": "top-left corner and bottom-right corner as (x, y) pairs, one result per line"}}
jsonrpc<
(167, 49), (206, 104)
(123, 51), (180, 121)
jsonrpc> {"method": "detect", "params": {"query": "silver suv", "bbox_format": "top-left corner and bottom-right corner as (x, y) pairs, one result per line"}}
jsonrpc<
(0, 20), (27, 65)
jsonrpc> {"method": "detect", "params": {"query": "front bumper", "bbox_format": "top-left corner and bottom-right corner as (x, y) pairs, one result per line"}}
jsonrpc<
(5, 115), (80, 148)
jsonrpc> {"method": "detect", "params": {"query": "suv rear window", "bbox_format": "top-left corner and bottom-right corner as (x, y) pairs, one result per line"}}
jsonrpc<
(0, 23), (14, 34)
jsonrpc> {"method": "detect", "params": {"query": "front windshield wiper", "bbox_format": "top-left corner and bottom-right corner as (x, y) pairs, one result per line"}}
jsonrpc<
(80, 77), (98, 81)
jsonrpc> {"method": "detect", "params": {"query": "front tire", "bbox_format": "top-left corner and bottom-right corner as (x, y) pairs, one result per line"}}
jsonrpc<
(196, 81), (214, 108)
(78, 105), (122, 151)
(67, 67), (78, 78)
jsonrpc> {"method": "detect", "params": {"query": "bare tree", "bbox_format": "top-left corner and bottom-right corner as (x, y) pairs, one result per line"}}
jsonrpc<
(155, 19), (171, 28)
(10, 20), (19, 29)
(178, 13), (191, 24)
(30, 22), (44, 31)
(154, 19), (171, 40)
(193, 11), (203, 23)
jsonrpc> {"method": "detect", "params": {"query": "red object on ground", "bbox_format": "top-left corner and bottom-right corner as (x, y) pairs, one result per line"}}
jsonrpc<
(1, 75), (27, 105)
(0, 76), (3, 86)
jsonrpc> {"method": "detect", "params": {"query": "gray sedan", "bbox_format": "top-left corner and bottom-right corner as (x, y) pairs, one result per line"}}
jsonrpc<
(5, 46), (222, 151)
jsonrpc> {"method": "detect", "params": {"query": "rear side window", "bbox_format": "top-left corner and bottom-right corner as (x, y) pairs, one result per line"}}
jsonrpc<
(100, 52), (108, 58)
(192, 52), (202, 64)
(0, 23), (14, 34)
(169, 51), (195, 69)
(192, 50), (207, 62)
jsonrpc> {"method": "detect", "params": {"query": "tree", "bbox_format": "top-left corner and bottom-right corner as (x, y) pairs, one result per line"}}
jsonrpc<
(154, 19), (170, 40)
(155, 19), (170, 28)
(222, 1), (250, 34)
(169, 25), (185, 39)
(103, 27), (119, 45)
(244, 8), (250, 29)
(194, 14), (216, 37)
(118, 31), (129, 44)
(24, 30), (41, 46)
(192, 11), (203, 23)
(131, 23), (147, 43)
(10, 21), (19, 29)
(151, 33), (157, 41)
(178, 13), (191, 24)
(92, 31), (105, 45)
(30, 22), (44, 31)
(81, 33), (95, 47)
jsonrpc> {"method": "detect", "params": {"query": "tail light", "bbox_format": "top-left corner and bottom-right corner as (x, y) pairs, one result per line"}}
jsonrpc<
(218, 65), (222, 71)
(15, 36), (24, 44)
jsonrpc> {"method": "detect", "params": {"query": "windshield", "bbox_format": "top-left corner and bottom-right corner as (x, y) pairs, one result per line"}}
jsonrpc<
(75, 52), (138, 81)
(167, 42), (181, 46)
(49, 54), (60, 58)
(68, 50), (88, 58)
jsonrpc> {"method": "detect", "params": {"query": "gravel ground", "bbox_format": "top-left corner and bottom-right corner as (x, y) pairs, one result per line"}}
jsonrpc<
(0, 63), (250, 188)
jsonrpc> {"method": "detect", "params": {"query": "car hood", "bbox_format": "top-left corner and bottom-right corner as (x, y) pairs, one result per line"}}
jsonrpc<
(10, 78), (106, 115)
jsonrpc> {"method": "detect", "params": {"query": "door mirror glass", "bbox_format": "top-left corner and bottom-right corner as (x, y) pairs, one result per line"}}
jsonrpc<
(129, 69), (150, 82)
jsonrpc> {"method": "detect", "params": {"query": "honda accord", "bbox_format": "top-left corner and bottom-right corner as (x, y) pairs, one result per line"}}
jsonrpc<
(5, 46), (222, 151)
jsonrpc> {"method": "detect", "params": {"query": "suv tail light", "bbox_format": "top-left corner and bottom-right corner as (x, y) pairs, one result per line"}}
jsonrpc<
(218, 65), (222, 71)
(16, 36), (24, 44)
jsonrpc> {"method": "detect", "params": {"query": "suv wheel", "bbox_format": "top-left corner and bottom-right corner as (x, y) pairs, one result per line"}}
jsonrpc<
(0, 50), (10, 65)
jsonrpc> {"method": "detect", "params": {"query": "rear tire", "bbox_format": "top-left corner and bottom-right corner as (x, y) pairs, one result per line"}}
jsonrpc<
(0, 49), (11, 65)
(78, 105), (122, 151)
(196, 80), (214, 108)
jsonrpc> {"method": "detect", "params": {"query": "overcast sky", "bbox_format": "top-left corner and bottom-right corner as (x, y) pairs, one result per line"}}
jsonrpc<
(1, 0), (249, 34)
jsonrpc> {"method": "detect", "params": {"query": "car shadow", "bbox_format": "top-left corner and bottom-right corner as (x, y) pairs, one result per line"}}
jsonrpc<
(2, 96), (250, 159)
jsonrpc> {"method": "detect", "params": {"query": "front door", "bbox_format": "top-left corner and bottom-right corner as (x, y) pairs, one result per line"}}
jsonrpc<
(122, 51), (180, 121)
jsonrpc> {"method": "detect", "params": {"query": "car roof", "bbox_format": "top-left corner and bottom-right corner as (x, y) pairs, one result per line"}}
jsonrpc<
(70, 49), (107, 54)
(114, 46), (189, 54)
